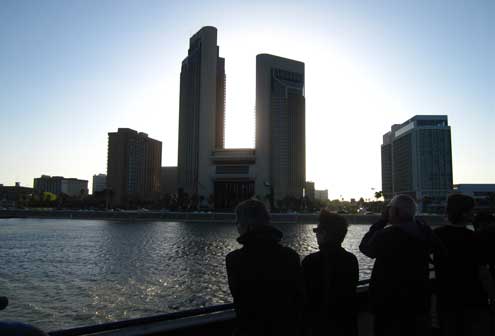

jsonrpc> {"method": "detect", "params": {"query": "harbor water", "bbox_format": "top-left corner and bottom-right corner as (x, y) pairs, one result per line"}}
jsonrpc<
(0, 218), (374, 331)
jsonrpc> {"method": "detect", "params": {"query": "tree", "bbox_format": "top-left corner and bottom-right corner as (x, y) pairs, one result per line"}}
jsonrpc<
(374, 191), (383, 200)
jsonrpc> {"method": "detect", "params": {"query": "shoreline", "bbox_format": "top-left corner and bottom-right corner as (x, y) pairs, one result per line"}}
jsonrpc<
(0, 209), (446, 225)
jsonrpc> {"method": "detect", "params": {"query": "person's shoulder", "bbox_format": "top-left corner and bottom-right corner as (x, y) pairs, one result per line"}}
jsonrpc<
(302, 251), (321, 266)
(342, 248), (358, 261)
(280, 245), (300, 258)
(226, 248), (243, 264)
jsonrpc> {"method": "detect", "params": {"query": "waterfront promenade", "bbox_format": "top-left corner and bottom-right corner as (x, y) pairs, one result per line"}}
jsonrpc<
(0, 209), (446, 225)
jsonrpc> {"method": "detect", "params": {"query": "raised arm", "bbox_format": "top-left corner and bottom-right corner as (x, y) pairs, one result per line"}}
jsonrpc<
(359, 219), (387, 258)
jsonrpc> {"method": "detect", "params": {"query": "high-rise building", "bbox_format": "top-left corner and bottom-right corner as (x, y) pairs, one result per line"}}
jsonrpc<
(381, 115), (453, 210)
(34, 175), (88, 197)
(314, 189), (329, 201)
(177, 26), (226, 197)
(160, 166), (178, 195)
(92, 174), (106, 194)
(107, 128), (162, 207)
(255, 54), (306, 201)
(305, 181), (315, 200)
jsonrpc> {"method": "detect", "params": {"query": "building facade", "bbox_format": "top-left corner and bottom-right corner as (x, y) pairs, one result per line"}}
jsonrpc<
(381, 115), (453, 211)
(305, 181), (315, 200)
(177, 26), (226, 198)
(34, 175), (88, 197)
(160, 167), (178, 195)
(107, 128), (162, 207)
(92, 174), (107, 194)
(314, 189), (329, 201)
(255, 54), (306, 201)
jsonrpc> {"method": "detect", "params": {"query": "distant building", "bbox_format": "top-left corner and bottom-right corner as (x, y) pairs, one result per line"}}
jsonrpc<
(33, 175), (88, 197)
(381, 115), (453, 211)
(177, 26), (226, 197)
(453, 184), (495, 210)
(314, 189), (329, 201)
(255, 54), (306, 201)
(0, 183), (33, 207)
(305, 181), (315, 200)
(92, 174), (106, 194)
(160, 167), (178, 195)
(107, 128), (162, 207)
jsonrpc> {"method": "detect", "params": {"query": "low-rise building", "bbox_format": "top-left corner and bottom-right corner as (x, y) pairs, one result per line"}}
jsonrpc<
(34, 175), (88, 197)
(0, 182), (34, 208)
(314, 189), (329, 201)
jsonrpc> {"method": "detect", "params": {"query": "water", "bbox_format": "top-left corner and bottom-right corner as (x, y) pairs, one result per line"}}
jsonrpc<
(0, 218), (374, 331)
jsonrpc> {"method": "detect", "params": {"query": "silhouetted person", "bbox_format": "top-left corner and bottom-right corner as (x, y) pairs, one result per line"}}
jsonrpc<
(226, 198), (304, 336)
(360, 194), (440, 336)
(474, 212), (495, 279)
(302, 210), (358, 336)
(434, 194), (495, 336)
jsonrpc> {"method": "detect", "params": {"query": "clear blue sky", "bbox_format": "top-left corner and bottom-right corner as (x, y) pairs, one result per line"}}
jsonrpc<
(0, 0), (493, 199)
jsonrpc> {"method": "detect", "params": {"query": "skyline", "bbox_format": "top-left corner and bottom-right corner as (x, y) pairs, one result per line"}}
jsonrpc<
(0, 0), (494, 200)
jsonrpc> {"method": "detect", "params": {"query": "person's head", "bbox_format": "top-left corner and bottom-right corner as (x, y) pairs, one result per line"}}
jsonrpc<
(473, 212), (495, 232)
(235, 198), (270, 236)
(388, 194), (416, 225)
(313, 209), (348, 247)
(446, 193), (475, 225)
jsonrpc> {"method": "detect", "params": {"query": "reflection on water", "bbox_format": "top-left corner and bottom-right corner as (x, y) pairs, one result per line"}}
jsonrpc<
(0, 219), (373, 331)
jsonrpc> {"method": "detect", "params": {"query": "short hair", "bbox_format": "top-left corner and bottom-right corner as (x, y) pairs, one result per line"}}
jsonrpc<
(389, 194), (416, 221)
(447, 193), (474, 224)
(318, 209), (348, 244)
(235, 198), (270, 232)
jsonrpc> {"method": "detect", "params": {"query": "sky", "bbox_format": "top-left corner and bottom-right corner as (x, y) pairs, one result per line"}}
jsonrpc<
(0, 0), (493, 200)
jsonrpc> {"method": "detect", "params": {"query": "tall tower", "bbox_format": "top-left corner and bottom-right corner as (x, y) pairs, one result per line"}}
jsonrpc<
(177, 26), (225, 197)
(381, 115), (453, 211)
(255, 54), (306, 201)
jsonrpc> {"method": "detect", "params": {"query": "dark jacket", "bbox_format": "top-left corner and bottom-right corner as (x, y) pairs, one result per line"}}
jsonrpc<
(302, 245), (359, 336)
(226, 226), (304, 336)
(359, 219), (440, 315)
(433, 225), (488, 310)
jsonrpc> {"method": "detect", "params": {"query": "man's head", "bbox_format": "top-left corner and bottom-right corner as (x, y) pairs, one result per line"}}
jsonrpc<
(388, 194), (416, 225)
(313, 209), (348, 247)
(446, 193), (474, 225)
(235, 198), (270, 236)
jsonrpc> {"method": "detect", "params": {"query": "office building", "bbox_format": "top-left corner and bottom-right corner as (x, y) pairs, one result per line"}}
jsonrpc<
(381, 115), (453, 211)
(255, 54), (306, 201)
(177, 26), (226, 197)
(0, 183), (33, 207)
(314, 189), (329, 201)
(107, 128), (162, 207)
(160, 167), (178, 195)
(305, 181), (315, 200)
(34, 175), (88, 197)
(92, 174), (106, 194)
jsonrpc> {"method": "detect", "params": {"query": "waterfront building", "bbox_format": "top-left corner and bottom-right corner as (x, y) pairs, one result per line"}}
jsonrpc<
(305, 181), (315, 200)
(177, 26), (226, 197)
(255, 54), (306, 202)
(107, 128), (162, 207)
(0, 182), (33, 207)
(34, 175), (88, 197)
(160, 166), (178, 195)
(453, 184), (495, 210)
(381, 115), (453, 211)
(314, 189), (329, 201)
(92, 174), (106, 194)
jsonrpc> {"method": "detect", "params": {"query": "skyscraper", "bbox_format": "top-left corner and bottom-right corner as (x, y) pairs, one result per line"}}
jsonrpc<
(255, 54), (306, 201)
(177, 26), (226, 197)
(107, 128), (162, 207)
(381, 115), (453, 210)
